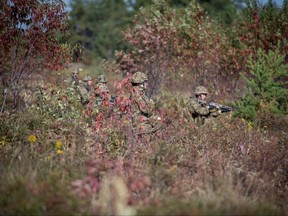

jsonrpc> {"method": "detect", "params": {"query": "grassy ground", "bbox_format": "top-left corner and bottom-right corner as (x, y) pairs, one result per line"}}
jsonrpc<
(0, 74), (287, 216)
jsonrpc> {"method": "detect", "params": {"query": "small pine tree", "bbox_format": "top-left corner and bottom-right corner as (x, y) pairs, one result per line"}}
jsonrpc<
(233, 47), (288, 125)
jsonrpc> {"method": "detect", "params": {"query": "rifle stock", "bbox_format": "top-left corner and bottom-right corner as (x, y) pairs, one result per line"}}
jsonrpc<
(198, 99), (233, 113)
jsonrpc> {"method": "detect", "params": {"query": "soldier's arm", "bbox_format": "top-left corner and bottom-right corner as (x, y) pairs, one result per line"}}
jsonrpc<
(210, 110), (221, 117)
(207, 103), (222, 117)
(189, 99), (209, 115)
(79, 86), (89, 102)
(134, 95), (154, 117)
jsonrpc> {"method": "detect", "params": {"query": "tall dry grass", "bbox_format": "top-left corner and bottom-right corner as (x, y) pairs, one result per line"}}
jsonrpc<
(0, 85), (287, 215)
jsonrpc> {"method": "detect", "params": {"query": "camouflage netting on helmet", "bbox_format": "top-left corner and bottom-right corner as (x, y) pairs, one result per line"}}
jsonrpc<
(97, 74), (108, 83)
(130, 71), (148, 84)
(73, 68), (83, 75)
(195, 86), (208, 95)
(83, 75), (92, 81)
(96, 83), (109, 93)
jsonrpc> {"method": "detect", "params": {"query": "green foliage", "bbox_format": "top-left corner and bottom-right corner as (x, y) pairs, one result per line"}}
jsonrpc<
(0, 82), (91, 215)
(68, 0), (134, 62)
(32, 85), (82, 120)
(200, 0), (240, 25)
(68, 0), (242, 64)
(130, 0), (240, 25)
(233, 47), (288, 124)
(237, 0), (288, 60)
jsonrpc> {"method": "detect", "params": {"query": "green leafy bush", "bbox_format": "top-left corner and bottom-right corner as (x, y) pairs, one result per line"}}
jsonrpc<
(233, 47), (288, 125)
(32, 84), (82, 120)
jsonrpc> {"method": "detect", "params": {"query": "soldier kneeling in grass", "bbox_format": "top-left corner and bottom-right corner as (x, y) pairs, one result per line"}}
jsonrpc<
(187, 86), (232, 127)
(129, 71), (162, 135)
(79, 75), (93, 106)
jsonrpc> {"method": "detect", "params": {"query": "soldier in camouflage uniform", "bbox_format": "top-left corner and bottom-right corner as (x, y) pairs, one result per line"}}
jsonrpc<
(65, 68), (82, 88)
(97, 74), (108, 85)
(94, 83), (110, 106)
(79, 75), (93, 106)
(95, 74), (109, 93)
(187, 86), (221, 126)
(129, 71), (161, 134)
(91, 82), (113, 119)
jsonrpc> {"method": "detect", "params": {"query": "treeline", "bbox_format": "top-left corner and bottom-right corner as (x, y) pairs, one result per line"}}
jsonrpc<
(68, 0), (246, 62)
(1, 0), (287, 121)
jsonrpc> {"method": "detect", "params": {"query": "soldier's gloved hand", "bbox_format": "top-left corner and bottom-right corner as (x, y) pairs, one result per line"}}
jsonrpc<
(208, 103), (219, 113)
(209, 107), (219, 113)
(211, 109), (222, 117)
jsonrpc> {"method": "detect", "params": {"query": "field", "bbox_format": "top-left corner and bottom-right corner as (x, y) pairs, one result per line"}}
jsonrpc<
(1, 0), (288, 215)
(0, 73), (287, 215)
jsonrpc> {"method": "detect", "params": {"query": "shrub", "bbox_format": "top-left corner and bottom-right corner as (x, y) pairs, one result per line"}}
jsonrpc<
(233, 47), (288, 125)
(0, 0), (70, 112)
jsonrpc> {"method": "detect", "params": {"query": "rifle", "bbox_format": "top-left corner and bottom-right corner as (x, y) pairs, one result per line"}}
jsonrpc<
(109, 95), (118, 104)
(198, 99), (233, 113)
(209, 102), (233, 113)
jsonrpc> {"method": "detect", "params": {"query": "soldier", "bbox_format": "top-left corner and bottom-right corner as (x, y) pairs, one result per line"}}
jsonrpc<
(94, 83), (110, 106)
(129, 71), (161, 134)
(65, 67), (82, 87)
(187, 86), (221, 126)
(95, 74), (109, 93)
(97, 74), (108, 85)
(91, 82), (114, 120)
(79, 75), (93, 105)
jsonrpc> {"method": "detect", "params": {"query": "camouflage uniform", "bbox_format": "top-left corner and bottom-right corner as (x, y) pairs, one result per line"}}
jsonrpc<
(97, 74), (108, 84)
(91, 82), (113, 118)
(65, 68), (82, 88)
(95, 74), (109, 96)
(79, 75), (92, 105)
(129, 72), (160, 134)
(187, 86), (221, 126)
(94, 83), (110, 106)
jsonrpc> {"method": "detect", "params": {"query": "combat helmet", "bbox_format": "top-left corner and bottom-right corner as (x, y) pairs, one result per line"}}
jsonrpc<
(83, 75), (92, 82)
(131, 71), (148, 84)
(97, 74), (108, 83)
(77, 68), (83, 73)
(72, 67), (83, 75)
(98, 83), (109, 93)
(195, 86), (208, 96)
